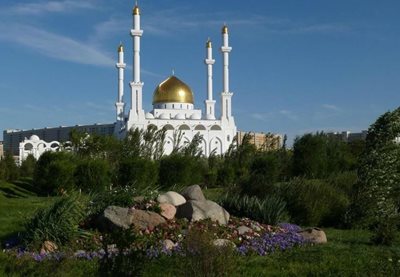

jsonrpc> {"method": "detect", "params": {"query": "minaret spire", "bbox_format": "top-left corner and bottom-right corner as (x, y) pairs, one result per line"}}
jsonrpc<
(115, 43), (126, 135)
(220, 24), (233, 122)
(128, 0), (145, 127)
(204, 38), (216, 120)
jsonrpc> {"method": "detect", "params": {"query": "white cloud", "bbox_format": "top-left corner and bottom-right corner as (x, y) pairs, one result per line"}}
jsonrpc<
(322, 104), (342, 112)
(0, 23), (114, 67)
(5, 0), (97, 15)
(251, 110), (298, 122)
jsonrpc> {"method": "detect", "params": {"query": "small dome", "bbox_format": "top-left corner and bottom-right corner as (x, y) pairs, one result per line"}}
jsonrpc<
(175, 113), (185, 120)
(145, 112), (155, 119)
(190, 114), (201, 120)
(153, 76), (194, 105)
(159, 113), (170, 119)
(29, 135), (40, 142)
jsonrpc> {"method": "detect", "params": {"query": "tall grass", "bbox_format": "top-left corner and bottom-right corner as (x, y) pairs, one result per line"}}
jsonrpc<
(218, 193), (287, 225)
(24, 193), (87, 248)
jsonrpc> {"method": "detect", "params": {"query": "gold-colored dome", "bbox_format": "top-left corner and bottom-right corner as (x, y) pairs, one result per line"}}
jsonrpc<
(222, 25), (228, 34)
(118, 44), (124, 52)
(152, 76), (194, 104)
(206, 39), (212, 48)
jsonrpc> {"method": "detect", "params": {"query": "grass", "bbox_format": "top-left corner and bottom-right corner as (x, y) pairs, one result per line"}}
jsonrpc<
(1, 181), (400, 276)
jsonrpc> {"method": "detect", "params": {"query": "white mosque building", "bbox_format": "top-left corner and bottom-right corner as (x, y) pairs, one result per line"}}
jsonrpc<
(114, 4), (237, 156)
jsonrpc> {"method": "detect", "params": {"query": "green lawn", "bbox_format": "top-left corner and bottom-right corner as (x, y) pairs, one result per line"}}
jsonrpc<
(1, 181), (399, 276)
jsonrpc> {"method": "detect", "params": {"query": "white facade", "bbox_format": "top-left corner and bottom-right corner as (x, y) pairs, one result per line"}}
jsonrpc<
(114, 5), (237, 156)
(19, 135), (60, 165)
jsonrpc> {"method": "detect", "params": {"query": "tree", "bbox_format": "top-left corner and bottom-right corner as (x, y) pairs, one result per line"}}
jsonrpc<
(74, 158), (111, 193)
(20, 154), (36, 178)
(0, 152), (19, 182)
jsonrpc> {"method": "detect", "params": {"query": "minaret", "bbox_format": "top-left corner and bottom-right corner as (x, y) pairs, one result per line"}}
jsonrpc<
(128, 2), (145, 124)
(220, 25), (233, 122)
(115, 44), (126, 132)
(204, 39), (216, 120)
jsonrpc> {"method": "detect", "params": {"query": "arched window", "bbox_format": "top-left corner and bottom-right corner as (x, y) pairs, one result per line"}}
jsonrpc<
(194, 125), (206, 130)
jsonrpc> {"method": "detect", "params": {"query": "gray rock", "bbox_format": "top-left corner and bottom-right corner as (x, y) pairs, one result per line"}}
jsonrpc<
(100, 206), (132, 230)
(130, 209), (166, 230)
(163, 239), (176, 250)
(213, 239), (235, 248)
(237, 225), (252, 235)
(181, 185), (206, 201)
(250, 223), (262, 232)
(298, 227), (327, 244)
(176, 200), (230, 225)
(157, 191), (186, 206)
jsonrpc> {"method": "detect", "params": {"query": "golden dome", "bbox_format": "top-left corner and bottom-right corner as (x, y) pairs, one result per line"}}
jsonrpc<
(222, 25), (228, 34)
(133, 5), (140, 15)
(118, 44), (124, 52)
(153, 76), (194, 104)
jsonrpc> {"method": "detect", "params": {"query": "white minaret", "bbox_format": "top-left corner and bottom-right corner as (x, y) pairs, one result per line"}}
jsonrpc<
(204, 39), (216, 120)
(115, 44), (126, 133)
(220, 25), (233, 122)
(128, 3), (145, 124)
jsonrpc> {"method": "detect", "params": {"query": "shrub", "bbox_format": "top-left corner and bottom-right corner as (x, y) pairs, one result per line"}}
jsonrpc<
(33, 151), (76, 195)
(218, 193), (287, 225)
(0, 152), (20, 182)
(20, 154), (36, 178)
(117, 158), (158, 190)
(179, 228), (238, 277)
(74, 158), (111, 193)
(24, 193), (87, 248)
(281, 178), (349, 226)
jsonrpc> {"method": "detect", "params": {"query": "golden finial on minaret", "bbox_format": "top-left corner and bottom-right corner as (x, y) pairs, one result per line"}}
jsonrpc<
(118, 42), (124, 52)
(206, 37), (212, 48)
(222, 24), (228, 34)
(133, 0), (140, 15)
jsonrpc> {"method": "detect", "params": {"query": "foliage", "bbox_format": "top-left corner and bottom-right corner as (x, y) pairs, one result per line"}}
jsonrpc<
(19, 154), (36, 178)
(74, 158), (111, 193)
(281, 178), (349, 226)
(219, 193), (288, 225)
(33, 151), (77, 195)
(24, 193), (87, 248)
(351, 107), (400, 245)
(117, 158), (158, 190)
(0, 152), (20, 182)
(179, 228), (238, 277)
(158, 154), (207, 189)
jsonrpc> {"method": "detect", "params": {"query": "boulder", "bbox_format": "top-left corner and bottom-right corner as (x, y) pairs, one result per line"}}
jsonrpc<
(213, 239), (235, 248)
(40, 241), (58, 254)
(133, 196), (145, 203)
(163, 239), (176, 250)
(100, 206), (132, 230)
(176, 200), (230, 225)
(237, 225), (252, 235)
(181, 185), (206, 201)
(130, 209), (166, 230)
(157, 191), (186, 206)
(298, 227), (327, 244)
(159, 203), (176, 220)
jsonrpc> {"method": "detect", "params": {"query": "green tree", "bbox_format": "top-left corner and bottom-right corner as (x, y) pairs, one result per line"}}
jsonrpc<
(117, 158), (158, 190)
(0, 152), (20, 182)
(74, 158), (111, 193)
(20, 154), (36, 178)
(34, 151), (76, 195)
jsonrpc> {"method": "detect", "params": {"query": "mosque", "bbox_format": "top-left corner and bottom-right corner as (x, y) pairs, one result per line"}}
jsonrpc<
(114, 4), (237, 156)
(4, 3), (239, 159)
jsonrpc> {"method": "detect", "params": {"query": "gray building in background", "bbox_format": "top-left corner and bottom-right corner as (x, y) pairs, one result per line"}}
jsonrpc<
(326, 130), (368, 142)
(3, 123), (115, 156)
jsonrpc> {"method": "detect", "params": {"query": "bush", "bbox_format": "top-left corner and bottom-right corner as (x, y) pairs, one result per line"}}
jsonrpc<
(20, 154), (36, 178)
(219, 193), (287, 225)
(24, 193), (87, 248)
(281, 178), (349, 227)
(117, 158), (158, 190)
(0, 152), (20, 182)
(179, 228), (238, 277)
(158, 154), (207, 189)
(74, 158), (111, 193)
(33, 151), (77, 195)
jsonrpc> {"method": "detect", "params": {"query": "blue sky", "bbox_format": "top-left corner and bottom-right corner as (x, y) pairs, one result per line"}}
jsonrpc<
(0, 0), (399, 144)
